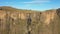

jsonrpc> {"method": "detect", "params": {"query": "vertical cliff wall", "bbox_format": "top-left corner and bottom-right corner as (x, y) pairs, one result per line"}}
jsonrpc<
(0, 8), (60, 34)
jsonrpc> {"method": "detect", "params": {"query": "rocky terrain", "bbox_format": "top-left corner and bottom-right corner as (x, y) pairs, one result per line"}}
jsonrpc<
(0, 6), (60, 34)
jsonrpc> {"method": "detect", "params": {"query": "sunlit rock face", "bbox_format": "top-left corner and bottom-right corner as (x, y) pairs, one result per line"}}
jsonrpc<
(0, 8), (60, 34)
(0, 10), (6, 19)
(41, 10), (56, 25)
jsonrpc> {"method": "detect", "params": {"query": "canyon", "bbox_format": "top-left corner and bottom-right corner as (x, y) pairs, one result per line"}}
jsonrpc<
(0, 6), (60, 34)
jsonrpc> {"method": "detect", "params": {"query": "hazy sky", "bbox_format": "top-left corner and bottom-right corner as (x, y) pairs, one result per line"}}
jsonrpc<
(0, 0), (60, 11)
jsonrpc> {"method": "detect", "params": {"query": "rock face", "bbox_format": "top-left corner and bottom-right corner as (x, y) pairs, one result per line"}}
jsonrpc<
(0, 7), (60, 34)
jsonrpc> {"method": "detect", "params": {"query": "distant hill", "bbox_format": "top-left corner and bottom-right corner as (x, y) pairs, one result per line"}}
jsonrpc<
(0, 6), (39, 13)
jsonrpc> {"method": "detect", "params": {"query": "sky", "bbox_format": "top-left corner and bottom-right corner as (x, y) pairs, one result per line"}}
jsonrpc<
(0, 0), (60, 11)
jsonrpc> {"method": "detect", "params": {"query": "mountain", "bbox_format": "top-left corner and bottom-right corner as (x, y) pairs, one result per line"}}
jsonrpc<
(0, 6), (60, 34)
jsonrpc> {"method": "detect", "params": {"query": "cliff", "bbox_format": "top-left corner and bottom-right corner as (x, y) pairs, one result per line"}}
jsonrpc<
(0, 6), (60, 34)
